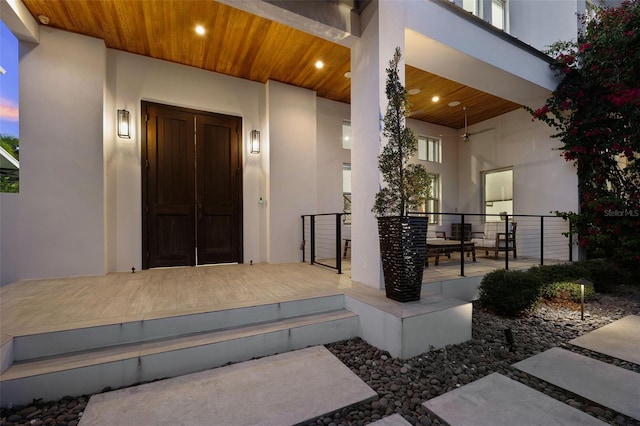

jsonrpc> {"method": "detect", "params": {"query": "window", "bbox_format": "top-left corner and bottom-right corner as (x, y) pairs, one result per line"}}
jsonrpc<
(342, 121), (351, 150)
(418, 136), (441, 163)
(483, 168), (513, 221)
(491, 0), (506, 30)
(0, 20), (19, 193)
(424, 173), (440, 224)
(342, 163), (351, 224)
(463, 0), (478, 16)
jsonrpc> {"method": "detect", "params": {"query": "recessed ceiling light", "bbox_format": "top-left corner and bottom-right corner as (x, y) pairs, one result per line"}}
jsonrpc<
(344, 71), (351, 78)
(38, 15), (50, 25)
(448, 101), (461, 107)
(432, 96), (440, 103)
(408, 88), (421, 95)
(315, 60), (324, 69)
(195, 25), (205, 35)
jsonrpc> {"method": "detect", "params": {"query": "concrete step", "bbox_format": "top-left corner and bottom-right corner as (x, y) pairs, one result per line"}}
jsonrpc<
(78, 346), (377, 426)
(569, 315), (640, 365)
(10, 294), (346, 361)
(0, 309), (358, 407)
(423, 372), (607, 426)
(514, 347), (640, 420)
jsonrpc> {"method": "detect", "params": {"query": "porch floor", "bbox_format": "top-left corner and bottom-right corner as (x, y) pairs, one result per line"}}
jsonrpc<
(0, 256), (557, 341)
(0, 263), (354, 339)
(421, 253), (563, 281)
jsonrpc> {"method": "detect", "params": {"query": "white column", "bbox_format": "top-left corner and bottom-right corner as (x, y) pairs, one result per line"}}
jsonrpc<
(350, 0), (406, 289)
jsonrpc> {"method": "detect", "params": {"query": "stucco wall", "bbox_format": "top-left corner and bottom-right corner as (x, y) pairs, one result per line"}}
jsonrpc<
(266, 81), (318, 263)
(1, 27), (106, 285)
(510, 0), (583, 51)
(316, 97), (350, 216)
(407, 118), (460, 233)
(457, 108), (578, 259)
(449, 0), (584, 52)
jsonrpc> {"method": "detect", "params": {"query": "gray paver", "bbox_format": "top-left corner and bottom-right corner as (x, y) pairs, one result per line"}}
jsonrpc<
(79, 346), (376, 426)
(570, 315), (640, 364)
(514, 347), (640, 420)
(423, 372), (607, 426)
(369, 413), (412, 425)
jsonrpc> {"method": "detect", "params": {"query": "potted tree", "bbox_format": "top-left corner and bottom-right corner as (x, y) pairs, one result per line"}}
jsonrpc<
(373, 47), (432, 302)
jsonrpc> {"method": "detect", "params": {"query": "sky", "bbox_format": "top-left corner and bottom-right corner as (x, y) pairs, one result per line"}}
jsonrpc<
(0, 20), (19, 138)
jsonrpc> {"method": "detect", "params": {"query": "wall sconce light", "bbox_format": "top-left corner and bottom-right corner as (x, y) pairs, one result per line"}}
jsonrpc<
(250, 130), (260, 154)
(117, 109), (131, 139)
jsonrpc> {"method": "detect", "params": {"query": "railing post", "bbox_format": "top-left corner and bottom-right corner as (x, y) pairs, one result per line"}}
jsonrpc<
(540, 216), (544, 266)
(336, 213), (342, 274)
(460, 214), (465, 277)
(568, 218), (574, 262)
(301, 216), (306, 263)
(504, 215), (509, 270)
(310, 215), (316, 265)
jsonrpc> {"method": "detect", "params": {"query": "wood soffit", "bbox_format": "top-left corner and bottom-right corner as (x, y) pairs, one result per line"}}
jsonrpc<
(22, 0), (522, 129)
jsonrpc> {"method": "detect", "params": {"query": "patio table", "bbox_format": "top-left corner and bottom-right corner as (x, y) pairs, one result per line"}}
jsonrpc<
(426, 240), (476, 267)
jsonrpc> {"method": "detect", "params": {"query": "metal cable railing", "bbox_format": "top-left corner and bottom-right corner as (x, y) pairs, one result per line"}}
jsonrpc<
(300, 211), (574, 277)
(301, 213), (345, 274)
(411, 212), (573, 276)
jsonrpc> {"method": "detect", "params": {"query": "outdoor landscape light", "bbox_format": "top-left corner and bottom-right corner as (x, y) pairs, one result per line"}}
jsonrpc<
(117, 109), (131, 139)
(575, 278), (592, 320)
(250, 130), (260, 154)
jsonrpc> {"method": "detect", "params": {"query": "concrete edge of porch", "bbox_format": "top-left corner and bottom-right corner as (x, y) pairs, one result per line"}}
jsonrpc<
(421, 275), (483, 302)
(345, 285), (473, 359)
(1, 334), (13, 374)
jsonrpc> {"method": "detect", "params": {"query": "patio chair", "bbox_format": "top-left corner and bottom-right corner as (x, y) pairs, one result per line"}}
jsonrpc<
(426, 229), (446, 243)
(425, 230), (448, 266)
(471, 222), (517, 259)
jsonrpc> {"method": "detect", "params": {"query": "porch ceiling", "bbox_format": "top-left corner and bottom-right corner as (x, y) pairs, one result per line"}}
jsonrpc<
(21, 0), (521, 129)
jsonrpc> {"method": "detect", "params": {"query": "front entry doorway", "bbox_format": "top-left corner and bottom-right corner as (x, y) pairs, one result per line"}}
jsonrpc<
(142, 101), (243, 269)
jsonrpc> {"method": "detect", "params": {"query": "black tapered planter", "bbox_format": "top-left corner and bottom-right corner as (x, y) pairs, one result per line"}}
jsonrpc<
(377, 216), (428, 302)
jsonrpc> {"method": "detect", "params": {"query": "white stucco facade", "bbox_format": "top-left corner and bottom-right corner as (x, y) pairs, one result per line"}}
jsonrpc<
(1, 28), (106, 284)
(1, 0), (585, 286)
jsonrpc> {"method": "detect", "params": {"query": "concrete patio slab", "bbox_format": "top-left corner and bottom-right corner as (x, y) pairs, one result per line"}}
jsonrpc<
(570, 315), (640, 364)
(79, 346), (377, 426)
(423, 372), (606, 426)
(369, 413), (412, 425)
(514, 347), (640, 420)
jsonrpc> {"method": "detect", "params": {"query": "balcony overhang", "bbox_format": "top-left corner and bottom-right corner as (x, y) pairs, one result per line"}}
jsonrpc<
(405, 0), (560, 108)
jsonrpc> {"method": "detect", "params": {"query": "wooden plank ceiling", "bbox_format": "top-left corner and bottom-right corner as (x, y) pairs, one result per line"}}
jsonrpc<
(22, 0), (521, 129)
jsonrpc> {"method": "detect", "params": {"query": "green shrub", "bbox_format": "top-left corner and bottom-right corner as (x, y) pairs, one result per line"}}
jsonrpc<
(478, 269), (543, 317)
(528, 263), (588, 299)
(542, 281), (596, 302)
(581, 259), (632, 293)
(528, 263), (588, 285)
(529, 260), (631, 295)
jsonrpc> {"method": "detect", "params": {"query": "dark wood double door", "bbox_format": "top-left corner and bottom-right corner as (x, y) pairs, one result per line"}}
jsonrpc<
(142, 102), (242, 269)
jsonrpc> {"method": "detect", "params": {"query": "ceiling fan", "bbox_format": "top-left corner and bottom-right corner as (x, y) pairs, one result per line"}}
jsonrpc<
(461, 106), (494, 142)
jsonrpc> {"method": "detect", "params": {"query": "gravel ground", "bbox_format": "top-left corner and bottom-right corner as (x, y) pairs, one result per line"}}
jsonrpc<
(1, 287), (639, 426)
(314, 287), (640, 426)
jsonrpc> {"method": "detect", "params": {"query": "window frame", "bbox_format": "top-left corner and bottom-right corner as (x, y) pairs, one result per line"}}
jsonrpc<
(491, 0), (507, 31)
(342, 162), (351, 224)
(418, 135), (442, 163)
(423, 173), (440, 225)
(482, 167), (513, 222)
(342, 120), (351, 150)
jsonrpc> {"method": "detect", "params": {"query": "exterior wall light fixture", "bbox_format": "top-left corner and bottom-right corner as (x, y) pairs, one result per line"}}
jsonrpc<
(250, 130), (260, 154)
(117, 109), (131, 139)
